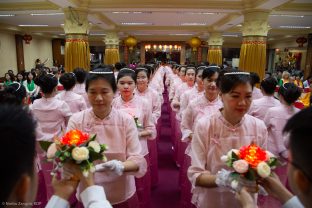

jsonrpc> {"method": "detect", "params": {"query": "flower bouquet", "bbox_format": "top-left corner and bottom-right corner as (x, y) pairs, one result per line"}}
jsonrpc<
(219, 143), (278, 191)
(39, 129), (108, 177)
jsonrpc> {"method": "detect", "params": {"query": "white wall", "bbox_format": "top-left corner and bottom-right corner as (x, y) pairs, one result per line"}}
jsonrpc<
(23, 36), (53, 70)
(0, 31), (17, 76)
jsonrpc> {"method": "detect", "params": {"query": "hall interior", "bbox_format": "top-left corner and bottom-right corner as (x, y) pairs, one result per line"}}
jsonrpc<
(0, 0), (311, 77)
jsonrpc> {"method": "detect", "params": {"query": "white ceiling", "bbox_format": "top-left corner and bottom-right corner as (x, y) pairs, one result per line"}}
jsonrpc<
(0, 0), (311, 44)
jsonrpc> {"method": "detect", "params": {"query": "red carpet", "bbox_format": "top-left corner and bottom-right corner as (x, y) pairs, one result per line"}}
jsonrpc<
(151, 92), (181, 208)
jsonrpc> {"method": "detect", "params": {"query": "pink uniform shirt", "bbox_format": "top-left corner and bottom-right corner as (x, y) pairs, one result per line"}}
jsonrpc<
(56, 90), (87, 113)
(263, 104), (299, 157)
(73, 83), (90, 107)
(181, 95), (223, 142)
(30, 97), (72, 141)
(252, 87), (263, 100)
(112, 95), (156, 156)
(180, 85), (204, 113)
(134, 87), (161, 124)
(67, 108), (147, 204)
(188, 110), (268, 208)
(248, 96), (281, 120)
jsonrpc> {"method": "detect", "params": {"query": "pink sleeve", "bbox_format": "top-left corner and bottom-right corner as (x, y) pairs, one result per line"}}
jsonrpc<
(143, 101), (157, 140)
(181, 103), (194, 142)
(79, 98), (87, 112)
(66, 113), (82, 131)
(60, 101), (73, 118)
(187, 119), (211, 188)
(180, 93), (188, 113)
(152, 92), (161, 124)
(125, 115), (147, 178)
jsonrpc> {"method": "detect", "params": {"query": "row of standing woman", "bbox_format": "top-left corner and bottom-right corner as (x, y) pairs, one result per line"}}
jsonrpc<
(30, 65), (165, 208)
(166, 64), (302, 208)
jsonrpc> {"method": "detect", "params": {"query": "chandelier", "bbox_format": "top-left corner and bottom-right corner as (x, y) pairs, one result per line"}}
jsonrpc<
(144, 44), (182, 52)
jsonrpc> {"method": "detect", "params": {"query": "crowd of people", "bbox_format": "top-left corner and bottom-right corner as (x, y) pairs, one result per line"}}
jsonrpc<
(0, 62), (312, 208)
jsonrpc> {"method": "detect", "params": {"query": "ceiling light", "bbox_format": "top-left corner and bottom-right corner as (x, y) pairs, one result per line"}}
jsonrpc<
(185, 12), (215, 15)
(132, 33), (152, 35)
(0, 14), (15, 17)
(180, 23), (207, 26)
(169, 33), (194, 36)
(222, 34), (239, 37)
(18, 24), (49, 27)
(236, 24), (242, 27)
(279, 26), (310, 29)
(30, 13), (63, 16)
(121, 22), (153, 25)
(270, 14), (304, 18)
(112, 11), (150, 14)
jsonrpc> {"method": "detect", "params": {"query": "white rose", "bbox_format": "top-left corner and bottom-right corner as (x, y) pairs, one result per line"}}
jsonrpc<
(47, 143), (57, 159)
(88, 141), (101, 153)
(265, 151), (275, 161)
(257, 162), (271, 178)
(227, 149), (239, 158)
(233, 160), (249, 173)
(72, 147), (89, 162)
(221, 155), (228, 162)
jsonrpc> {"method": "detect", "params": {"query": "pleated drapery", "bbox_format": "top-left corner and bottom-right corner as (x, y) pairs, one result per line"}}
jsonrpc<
(239, 36), (267, 80)
(207, 46), (222, 66)
(104, 48), (120, 65)
(65, 34), (90, 72)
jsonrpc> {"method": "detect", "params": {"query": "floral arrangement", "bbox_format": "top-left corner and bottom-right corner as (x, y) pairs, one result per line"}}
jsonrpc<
(220, 143), (277, 188)
(40, 129), (108, 177)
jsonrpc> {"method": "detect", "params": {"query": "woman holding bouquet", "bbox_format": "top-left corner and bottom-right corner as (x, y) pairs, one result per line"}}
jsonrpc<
(188, 70), (268, 208)
(67, 67), (147, 208)
(112, 68), (156, 208)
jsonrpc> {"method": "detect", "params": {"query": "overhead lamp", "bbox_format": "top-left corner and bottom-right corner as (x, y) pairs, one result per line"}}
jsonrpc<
(279, 26), (310, 29)
(169, 33), (193, 36)
(270, 14), (304, 18)
(180, 23), (207, 26)
(121, 22), (153, 25)
(30, 13), (63, 16)
(185, 12), (215, 15)
(90, 33), (106, 36)
(222, 34), (239, 37)
(19, 24), (49, 27)
(0, 14), (15, 17)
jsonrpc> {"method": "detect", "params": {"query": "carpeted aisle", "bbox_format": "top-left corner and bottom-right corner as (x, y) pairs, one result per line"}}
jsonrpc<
(151, 91), (181, 208)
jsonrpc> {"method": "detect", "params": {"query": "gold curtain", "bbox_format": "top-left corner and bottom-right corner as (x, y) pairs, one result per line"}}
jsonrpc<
(65, 34), (90, 72)
(239, 36), (266, 80)
(104, 48), (120, 65)
(207, 46), (222, 65)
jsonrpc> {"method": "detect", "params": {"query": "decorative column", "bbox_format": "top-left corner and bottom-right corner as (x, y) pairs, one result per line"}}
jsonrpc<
(63, 8), (91, 72)
(304, 34), (312, 79)
(239, 10), (270, 80)
(104, 32), (120, 65)
(207, 32), (223, 65)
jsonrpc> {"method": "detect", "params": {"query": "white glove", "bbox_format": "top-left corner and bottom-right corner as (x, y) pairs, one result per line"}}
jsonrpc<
(95, 160), (124, 176)
(215, 169), (233, 188)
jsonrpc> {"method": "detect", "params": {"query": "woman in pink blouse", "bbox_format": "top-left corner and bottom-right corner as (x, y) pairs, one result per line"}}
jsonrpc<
(72, 67), (90, 107)
(188, 70), (268, 208)
(30, 73), (72, 200)
(180, 66), (223, 208)
(67, 67), (147, 208)
(135, 67), (161, 188)
(112, 68), (156, 208)
(248, 77), (280, 120)
(56, 72), (87, 113)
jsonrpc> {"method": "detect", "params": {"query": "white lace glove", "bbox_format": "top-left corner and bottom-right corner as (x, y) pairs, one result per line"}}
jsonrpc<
(215, 169), (233, 188)
(95, 160), (124, 176)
